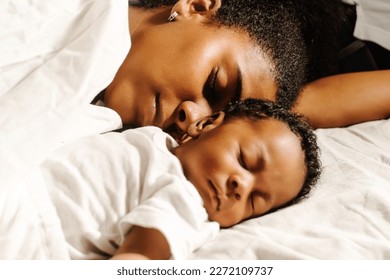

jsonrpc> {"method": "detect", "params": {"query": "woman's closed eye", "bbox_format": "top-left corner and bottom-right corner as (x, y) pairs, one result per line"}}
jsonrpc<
(203, 65), (242, 112)
(203, 67), (220, 108)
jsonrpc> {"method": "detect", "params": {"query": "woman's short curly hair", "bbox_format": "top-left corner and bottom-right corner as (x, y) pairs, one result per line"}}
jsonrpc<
(129, 0), (307, 109)
(223, 98), (322, 209)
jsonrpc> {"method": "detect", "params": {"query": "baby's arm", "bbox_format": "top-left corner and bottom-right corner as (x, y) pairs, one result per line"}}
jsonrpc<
(111, 226), (171, 260)
(294, 70), (390, 128)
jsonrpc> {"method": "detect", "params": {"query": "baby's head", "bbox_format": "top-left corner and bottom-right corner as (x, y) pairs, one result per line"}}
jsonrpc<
(172, 99), (321, 228)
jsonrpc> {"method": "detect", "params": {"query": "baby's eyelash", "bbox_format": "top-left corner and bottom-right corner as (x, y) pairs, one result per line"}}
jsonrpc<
(239, 150), (247, 169)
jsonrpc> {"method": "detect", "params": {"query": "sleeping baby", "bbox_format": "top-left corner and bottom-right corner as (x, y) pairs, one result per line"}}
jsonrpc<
(37, 99), (321, 260)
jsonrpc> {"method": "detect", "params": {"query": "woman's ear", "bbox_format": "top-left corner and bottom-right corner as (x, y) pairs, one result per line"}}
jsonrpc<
(186, 111), (225, 138)
(172, 0), (221, 21)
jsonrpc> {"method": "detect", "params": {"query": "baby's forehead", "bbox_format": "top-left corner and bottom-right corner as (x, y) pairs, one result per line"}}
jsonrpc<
(221, 116), (300, 150)
(225, 115), (292, 134)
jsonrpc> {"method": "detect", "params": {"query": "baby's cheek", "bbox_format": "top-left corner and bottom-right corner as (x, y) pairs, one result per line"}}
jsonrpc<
(210, 210), (244, 228)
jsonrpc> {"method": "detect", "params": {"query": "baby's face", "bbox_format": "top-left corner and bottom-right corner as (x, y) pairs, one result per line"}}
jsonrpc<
(173, 117), (306, 228)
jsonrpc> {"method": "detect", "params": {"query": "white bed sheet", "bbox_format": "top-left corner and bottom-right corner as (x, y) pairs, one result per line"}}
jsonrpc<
(1, 0), (389, 260)
(0, 0), (128, 183)
(0, 0), (129, 259)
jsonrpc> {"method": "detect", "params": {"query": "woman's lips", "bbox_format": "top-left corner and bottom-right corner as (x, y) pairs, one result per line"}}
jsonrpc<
(152, 93), (161, 126)
(139, 94), (160, 127)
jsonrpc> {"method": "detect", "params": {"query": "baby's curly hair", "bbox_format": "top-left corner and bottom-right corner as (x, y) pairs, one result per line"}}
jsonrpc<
(223, 98), (321, 209)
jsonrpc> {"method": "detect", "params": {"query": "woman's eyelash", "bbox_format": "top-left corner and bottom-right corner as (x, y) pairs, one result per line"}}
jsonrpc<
(204, 67), (219, 105)
(155, 93), (160, 110)
(209, 67), (218, 90)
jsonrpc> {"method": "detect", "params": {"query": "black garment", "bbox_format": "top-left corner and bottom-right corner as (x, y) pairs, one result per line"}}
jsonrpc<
(324, 3), (390, 79)
(296, 2), (389, 81)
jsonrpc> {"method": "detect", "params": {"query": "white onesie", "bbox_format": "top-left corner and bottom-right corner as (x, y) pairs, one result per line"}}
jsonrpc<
(40, 126), (219, 259)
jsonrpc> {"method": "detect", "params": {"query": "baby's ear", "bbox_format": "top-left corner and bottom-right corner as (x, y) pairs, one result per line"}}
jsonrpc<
(186, 111), (225, 138)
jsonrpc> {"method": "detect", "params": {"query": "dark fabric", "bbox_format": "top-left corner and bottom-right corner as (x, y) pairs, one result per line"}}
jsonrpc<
(325, 3), (390, 77)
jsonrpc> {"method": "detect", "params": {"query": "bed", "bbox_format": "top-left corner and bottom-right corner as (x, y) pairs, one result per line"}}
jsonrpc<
(1, 0), (390, 260)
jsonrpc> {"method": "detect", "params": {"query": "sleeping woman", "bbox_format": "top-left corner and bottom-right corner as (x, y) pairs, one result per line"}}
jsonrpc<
(105, 0), (390, 138)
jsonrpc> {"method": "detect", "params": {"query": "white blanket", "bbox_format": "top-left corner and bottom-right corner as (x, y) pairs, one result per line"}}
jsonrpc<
(0, 0), (128, 260)
(1, 0), (389, 260)
(0, 0), (128, 188)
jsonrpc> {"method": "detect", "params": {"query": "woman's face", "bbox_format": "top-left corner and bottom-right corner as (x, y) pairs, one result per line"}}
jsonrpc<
(104, 11), (277, 139)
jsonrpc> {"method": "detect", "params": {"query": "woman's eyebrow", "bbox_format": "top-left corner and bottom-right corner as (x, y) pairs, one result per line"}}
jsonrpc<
(233, 65), (242, 103)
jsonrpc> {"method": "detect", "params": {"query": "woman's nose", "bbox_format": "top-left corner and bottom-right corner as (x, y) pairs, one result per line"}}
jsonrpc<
(173, 101), (212, 133)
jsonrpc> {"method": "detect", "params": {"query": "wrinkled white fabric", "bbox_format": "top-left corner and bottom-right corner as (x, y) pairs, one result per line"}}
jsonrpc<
(0, 0), (128, 187)
(0, 0), (129, 259)
(41, 127), (219, 259)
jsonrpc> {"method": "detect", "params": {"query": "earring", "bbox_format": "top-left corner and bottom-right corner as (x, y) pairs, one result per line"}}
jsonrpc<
(168, 11), (179, 22)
